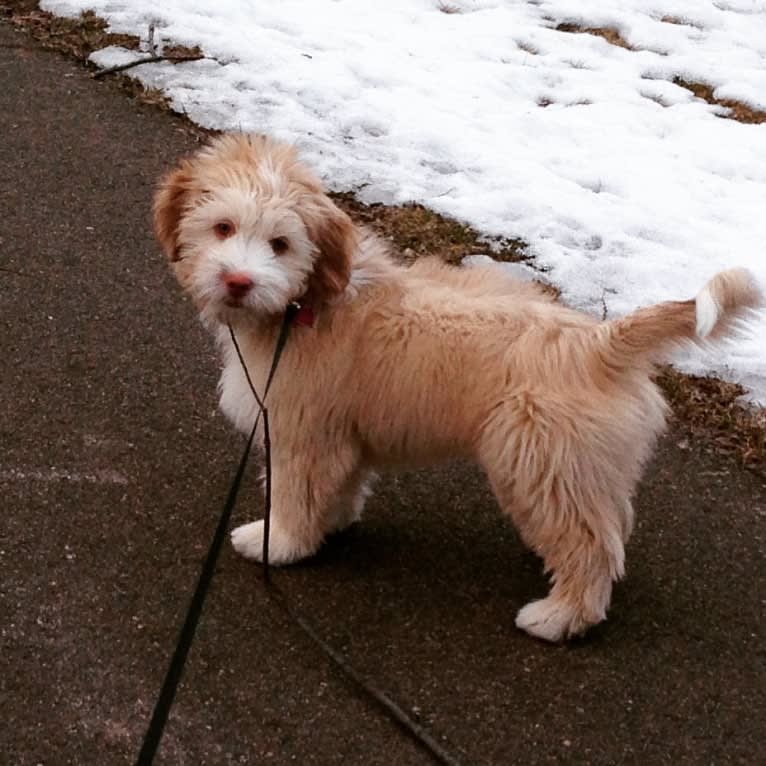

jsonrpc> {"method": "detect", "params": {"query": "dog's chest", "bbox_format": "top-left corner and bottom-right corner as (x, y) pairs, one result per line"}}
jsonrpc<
(218, 349), (271, 436)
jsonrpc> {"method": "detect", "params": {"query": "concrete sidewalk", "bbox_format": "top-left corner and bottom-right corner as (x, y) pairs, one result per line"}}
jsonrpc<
(1, 22), (764, 765)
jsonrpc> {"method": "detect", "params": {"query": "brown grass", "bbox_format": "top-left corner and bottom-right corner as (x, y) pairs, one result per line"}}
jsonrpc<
(661, 15), (704, 30)
(334, 193), (526, 266)
(657, 368), (766, 475)
(516, 40), (539, 55)
(4, 0), (765, 472)
(556, 24), (634, 51)
(1, 2), (137, 58)
(673, 78), (766, 124)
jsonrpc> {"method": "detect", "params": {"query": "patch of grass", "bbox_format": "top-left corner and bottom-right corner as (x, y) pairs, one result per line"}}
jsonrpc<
(333, 193), (527, 265)
(163, 42), (203, 59)
(657, 367), (766, 474)
(116, 77), (174, 110)
(674, 78), (766, 124)
(1, 2), (137, 58)
(516, 40), (539, 55)
(661, 15), (704, 31)
(556, 23), (634, 51)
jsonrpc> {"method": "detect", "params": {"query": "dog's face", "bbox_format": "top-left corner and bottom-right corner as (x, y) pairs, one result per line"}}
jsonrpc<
(153, 135), (354, 323)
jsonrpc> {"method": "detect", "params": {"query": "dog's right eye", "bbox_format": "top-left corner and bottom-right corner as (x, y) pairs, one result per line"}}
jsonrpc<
(269, 236), (289, 255)
(214, 221), (235, 239)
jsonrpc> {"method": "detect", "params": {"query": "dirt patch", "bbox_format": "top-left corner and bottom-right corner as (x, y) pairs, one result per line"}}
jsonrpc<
(3, 1), (764, 473)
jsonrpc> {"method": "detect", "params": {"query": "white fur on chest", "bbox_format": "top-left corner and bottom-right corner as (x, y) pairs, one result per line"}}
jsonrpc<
(217, 332), (272, 436)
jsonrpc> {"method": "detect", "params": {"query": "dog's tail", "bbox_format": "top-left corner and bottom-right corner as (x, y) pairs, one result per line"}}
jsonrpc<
(599, 268), (762, 365)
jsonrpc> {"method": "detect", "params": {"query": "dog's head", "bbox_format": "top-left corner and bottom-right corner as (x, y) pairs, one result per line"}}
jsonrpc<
(153, 134), (354, 323)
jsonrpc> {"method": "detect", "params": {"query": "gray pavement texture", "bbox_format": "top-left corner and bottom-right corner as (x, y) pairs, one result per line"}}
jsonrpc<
(1, 22), (765, 766)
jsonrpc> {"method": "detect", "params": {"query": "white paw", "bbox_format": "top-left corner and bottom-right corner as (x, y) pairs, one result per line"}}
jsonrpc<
(515, 598), (587, 643)
(230, 521), (314, 565)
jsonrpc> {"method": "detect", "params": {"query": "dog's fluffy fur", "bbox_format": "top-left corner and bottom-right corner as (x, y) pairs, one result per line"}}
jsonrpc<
(154, 134), (762, 642)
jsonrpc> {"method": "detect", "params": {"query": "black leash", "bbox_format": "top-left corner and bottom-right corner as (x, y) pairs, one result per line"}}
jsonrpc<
(136, 302), (466, 766)
(135, 306), (296, 766)
(135, 417), (257, 766)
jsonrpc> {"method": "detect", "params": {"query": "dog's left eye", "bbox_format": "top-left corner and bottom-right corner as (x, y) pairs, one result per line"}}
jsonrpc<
(214, 221), (235, 239)
(269, 237), (289, 255)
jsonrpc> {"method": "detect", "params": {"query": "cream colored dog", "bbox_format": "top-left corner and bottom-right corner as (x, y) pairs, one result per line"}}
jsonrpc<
(154, 134), (761, 642)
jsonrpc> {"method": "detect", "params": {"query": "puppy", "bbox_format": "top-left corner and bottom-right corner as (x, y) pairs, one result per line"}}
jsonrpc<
(154, 134), (761, 642)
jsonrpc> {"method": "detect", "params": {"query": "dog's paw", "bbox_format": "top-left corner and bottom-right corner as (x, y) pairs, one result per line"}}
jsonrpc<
(515, 598), (587, 643)
(230, 521), (314, 564)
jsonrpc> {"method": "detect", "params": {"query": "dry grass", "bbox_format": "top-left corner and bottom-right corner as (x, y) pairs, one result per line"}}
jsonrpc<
(657, 368), (766, 475)
(3, 1), (765, 472)
(163, 42), (203, 59)
(673, 78), (766, 124)
(334, 193), (526, 266)
(661, 15), (705, 31)
(1, 2), (137, 58)
(516, 40), (539, 56)
(556, 23), (634, 51)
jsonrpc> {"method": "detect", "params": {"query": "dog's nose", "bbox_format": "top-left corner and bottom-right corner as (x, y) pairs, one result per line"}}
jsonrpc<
(223, 272), (254, 300)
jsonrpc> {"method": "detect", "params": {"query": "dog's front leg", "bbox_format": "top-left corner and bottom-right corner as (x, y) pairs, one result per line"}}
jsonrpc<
(231, 445), (360, 565)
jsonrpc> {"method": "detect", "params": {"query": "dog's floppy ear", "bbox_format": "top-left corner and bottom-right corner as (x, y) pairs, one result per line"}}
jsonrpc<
(303, 197), (355, 304)
(153, 163), (195, 262)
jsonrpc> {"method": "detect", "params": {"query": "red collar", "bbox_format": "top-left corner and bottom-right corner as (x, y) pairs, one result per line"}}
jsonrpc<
(293, 302), (315, 328)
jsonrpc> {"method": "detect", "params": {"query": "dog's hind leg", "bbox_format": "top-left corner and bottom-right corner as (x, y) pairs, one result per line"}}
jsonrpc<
(483, 440), (627, 642)
(231, 444), (361, 564)
(512, 507), (624, 642)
